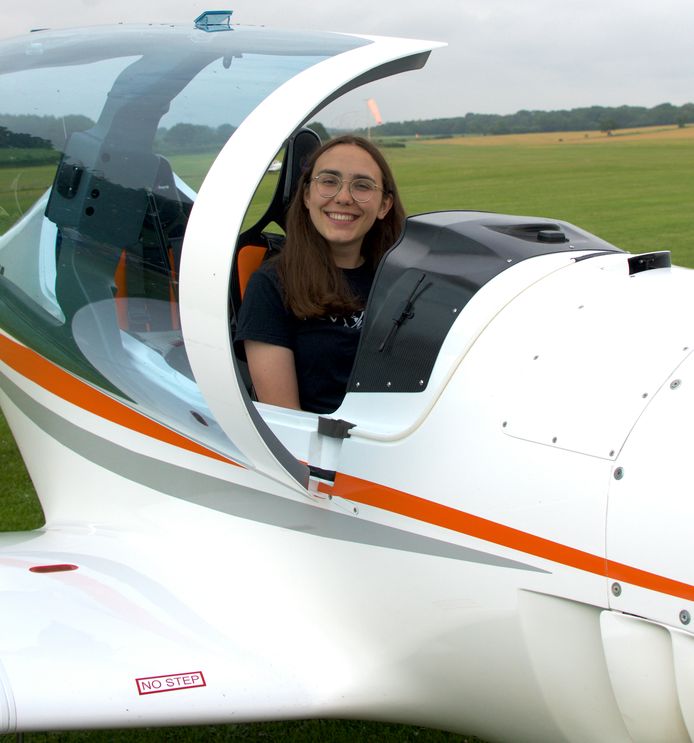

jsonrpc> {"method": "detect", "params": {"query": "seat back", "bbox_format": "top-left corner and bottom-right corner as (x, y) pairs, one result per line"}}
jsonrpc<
(111, 155), (192, 331)
(236, 244), (268, 300)
(231, 127), (321, 309)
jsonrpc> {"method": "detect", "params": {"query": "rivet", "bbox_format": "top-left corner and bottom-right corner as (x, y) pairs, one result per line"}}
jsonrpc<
(502, 421), (508, 428)
(611, 582), (622, 597)
(506, 258), (513, 263)
(355, 381), (360, 388)
(609, 450), (615, 457)
(552, 437), (558, 444)
(452, 308), (458, 314)
(386, 381), (392, 388)
(418, 380), (424, 387)
(642, 393), (648, 398)
(533, 355), (540, 360)
(671, 379), (682, 390)
(614, 467), (624, 480)
(680, 610), (691, 625)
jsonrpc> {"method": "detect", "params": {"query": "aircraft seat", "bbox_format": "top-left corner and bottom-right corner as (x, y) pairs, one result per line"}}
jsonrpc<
(236, 244), (268, 300)
(231, 126), (321, 312)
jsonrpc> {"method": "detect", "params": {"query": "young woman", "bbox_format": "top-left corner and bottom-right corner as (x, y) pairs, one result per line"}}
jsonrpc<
(235, 135), (406, 413)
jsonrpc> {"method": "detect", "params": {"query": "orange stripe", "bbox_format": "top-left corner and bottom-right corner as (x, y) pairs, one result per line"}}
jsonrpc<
(324, 472), (694, 602)
(325, 472), (606, 574)
(4, 333), (693, 603)
(606, 560), (694, 603)
(0, 333), (239, 466)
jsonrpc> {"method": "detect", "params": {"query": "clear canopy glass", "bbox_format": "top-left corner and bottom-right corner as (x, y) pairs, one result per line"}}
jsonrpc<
(0, 24), (368, 461)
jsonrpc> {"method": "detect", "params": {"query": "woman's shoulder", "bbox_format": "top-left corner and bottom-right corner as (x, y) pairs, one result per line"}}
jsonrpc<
(246, 255), (282, 292)
(236, 255), (291, 340)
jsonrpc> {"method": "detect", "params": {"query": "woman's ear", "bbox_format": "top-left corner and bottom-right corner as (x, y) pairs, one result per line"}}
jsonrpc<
(377, 192), (394, 220)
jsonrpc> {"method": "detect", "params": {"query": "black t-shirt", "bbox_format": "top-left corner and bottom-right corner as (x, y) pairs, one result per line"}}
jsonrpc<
(235, 261), (374, 414)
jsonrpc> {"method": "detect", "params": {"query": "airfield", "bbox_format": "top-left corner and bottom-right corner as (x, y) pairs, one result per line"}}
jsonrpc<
(1, 123), (693, 742)
(428, 123), (694, 146)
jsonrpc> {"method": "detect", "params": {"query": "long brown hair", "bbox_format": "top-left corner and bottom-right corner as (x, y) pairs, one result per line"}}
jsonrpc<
(277, 135), (405, 318)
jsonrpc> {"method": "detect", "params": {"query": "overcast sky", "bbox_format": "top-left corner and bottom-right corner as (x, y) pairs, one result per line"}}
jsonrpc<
(3, 0), (693, 127)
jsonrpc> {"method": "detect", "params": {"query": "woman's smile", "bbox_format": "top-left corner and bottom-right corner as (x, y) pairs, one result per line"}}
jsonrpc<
(325, 211), (358, 223)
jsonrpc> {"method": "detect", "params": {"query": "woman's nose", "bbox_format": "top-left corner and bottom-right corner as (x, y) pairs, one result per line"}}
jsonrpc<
(334, 181), (353, 202)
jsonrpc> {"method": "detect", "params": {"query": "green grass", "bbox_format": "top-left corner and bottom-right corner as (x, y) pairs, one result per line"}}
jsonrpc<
(0, 148), (60, 167)
(385, 138), (694, 266)
(0, 410), (43, 530)
(0, 721), (482, 743)
(2, 131), (694, 741)
(0, 162), (55, 234)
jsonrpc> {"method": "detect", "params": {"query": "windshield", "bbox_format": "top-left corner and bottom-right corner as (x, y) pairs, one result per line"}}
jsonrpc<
(0, 24), (368, 461)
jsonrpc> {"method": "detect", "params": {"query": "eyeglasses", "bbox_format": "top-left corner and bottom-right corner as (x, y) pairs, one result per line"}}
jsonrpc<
(311, 173), (385, 203)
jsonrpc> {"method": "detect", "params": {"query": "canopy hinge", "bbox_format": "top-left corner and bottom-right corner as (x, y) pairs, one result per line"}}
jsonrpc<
(318, 417), (356, 439)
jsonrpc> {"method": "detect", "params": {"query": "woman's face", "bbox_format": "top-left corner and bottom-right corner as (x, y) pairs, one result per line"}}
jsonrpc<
(303, 143), (393, 262)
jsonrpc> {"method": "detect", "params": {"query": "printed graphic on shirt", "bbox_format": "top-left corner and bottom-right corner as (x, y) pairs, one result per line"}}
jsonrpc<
(329, 311), (365, 329)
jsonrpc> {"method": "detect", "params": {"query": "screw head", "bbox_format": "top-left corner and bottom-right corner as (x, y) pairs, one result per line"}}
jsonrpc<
(614, 467), (624, 480)
(680, 610), (691, 625)
(611, 582), (622, 597)
(671, 379), (682, 390)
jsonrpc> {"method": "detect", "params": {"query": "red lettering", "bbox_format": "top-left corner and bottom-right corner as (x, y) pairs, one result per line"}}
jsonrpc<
(136, 671), (205, 695)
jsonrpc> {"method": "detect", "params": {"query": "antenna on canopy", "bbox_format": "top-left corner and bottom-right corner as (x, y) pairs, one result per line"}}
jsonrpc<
(194, 10), (234, 32)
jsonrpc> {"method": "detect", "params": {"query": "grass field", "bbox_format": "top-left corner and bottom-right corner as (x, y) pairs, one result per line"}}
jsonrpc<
(392, 126), (694, 266)
(1, 126), (693, 742)
(0, 721), (480, 743)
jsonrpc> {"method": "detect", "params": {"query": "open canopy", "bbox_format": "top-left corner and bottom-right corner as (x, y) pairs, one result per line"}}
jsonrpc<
(0, 21), (440, 490)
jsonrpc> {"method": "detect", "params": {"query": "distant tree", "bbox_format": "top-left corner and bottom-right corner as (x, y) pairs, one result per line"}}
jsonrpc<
(600, 117), (618, 135)
(681, 103), (694, 123)
(307, 121), (329, 141)
(163, 123), (212, 149)
(216, 123), (236, 142)
(0, 126), (53, 149)
(650, 102), (677, 125)
(0, 114), (92, 149)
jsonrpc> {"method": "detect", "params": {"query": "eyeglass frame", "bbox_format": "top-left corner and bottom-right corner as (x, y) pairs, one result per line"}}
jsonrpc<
(310, 172), (387, 203)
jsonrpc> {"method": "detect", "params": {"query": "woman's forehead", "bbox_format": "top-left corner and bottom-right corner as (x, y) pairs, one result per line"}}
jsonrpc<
(313, 144), (382, 179)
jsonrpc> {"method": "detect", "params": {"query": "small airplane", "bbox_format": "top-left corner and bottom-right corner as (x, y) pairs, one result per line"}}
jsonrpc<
(1, 12), (694, 743)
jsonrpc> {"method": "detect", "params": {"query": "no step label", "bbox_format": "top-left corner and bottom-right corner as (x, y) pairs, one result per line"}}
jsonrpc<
(136, 671), (206, 695)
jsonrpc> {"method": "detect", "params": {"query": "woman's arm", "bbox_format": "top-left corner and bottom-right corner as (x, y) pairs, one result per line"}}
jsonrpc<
(244, 340), (302, 410)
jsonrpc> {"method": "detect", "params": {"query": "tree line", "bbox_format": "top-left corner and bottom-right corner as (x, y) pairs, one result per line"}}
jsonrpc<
(353, 102), (694, 138)
(2, 103), (693, 154)
(0, 125), (53, 150)
(0, 115), (237, 154)
(0, 115), (93, 150)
